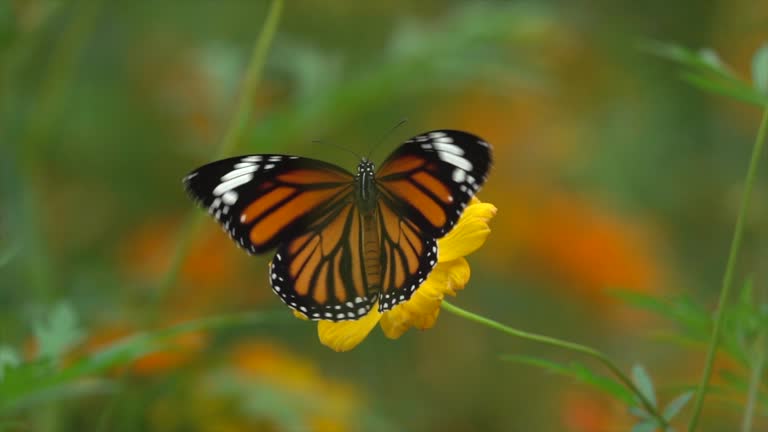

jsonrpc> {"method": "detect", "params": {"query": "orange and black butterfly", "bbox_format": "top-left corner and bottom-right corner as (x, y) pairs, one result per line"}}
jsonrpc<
(184, 130), (492, 321)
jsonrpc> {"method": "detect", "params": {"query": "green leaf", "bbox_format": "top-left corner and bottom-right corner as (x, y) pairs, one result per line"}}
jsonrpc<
(641, 40), (768, 106)
(629, 406), (649, 419)
(663, 391), (693, 421)
(681, 72), (768, 106)
(753, 43), (768, 94)
(740, 277), (755, 308)
(501, 355), (635, 405)
(33, 303), (85, 360)
(0, 346), (20, 381)
(640, 40), (735, 80)
(631, 420), (657, 432)
(612, 290), (710, 339)
(631, 364), (657, 408)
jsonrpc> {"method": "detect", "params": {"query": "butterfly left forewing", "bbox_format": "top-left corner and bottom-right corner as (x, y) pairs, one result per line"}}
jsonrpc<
(184, 155), (354, 254)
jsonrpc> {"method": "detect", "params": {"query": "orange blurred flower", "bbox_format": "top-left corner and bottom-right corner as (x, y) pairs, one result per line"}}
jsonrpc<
(117, 215), (269, 315)
(560, 390), (632, 432)
(485, 184), (666, 313)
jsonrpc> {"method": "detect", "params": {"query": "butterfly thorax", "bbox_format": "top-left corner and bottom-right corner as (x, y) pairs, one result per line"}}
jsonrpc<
(355, 159), (378, 214)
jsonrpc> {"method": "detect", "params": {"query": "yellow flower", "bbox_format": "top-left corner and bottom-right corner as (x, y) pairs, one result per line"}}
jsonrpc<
(308, 197), (497, 352)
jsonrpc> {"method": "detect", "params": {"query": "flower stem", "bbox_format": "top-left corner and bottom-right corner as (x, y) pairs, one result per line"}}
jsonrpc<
(441, 300), (668, 428)
(149, 0), (284, 312)
(741, 333), (766, 432)
(688, 106), (768, 432)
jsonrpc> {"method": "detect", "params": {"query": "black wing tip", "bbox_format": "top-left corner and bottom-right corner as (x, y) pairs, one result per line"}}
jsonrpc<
(416, 129), (494, 151)
(181, 169), (206, 205)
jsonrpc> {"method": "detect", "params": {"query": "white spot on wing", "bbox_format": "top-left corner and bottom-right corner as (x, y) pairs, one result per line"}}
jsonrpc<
(222, 191), (238, 205)
(213, 174), (253, 195)
(452, 168), (466, 183)
(434, 142), (464, 156)
(233, 162), (257, 169)
(438, 152), (473, 171)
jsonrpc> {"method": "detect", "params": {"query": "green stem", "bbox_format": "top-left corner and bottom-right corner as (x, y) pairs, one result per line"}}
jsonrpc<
(740, 333), (766, 432)
(440, 300), (668, 428)
(688, 107), (768, 432)
(149, 0), (284, 310)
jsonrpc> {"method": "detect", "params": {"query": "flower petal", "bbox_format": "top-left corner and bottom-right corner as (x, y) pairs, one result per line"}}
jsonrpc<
(380, 258), (471, 339)
(438, 201), (497, 262)
(318, 307), (382, 352)
(440, 257), (472, 296)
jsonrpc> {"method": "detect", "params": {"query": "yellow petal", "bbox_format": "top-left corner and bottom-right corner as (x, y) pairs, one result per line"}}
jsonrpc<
(292, 310), (309, 321)
(441, 257), (471, 296)
(318, 307), (382, 352)
(379, 258), (470, 339)
(438, 202), (497, 262)
(380, 279), (442, 339)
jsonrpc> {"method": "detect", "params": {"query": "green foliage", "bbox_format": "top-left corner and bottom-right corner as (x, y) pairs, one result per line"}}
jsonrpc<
(33, 303), (85, 360)
(502, 355), (635, 405)
(753, 44), (768, 95)
(616, 276), (768, 418)
(0, 309), (273, 413)
(0, 346), (20, 381)
(245, 2), (551, 153)
(663, 391), (694, 422)
(504, 355), (694, 430)
(643, 40), (768, 106)
(632, 364), (657, 408)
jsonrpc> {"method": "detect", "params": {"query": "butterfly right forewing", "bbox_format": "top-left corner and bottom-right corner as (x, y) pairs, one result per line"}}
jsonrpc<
(376, 130), (492, 238)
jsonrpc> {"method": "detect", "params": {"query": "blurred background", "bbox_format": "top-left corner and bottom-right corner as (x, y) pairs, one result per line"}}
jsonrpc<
(1, 0), (768, 430)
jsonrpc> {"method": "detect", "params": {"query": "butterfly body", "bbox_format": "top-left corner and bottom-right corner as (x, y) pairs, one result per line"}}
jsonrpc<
(185, 130), (492, 321)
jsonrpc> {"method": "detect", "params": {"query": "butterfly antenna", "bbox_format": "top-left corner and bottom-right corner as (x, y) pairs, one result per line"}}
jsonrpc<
(312, 139), (363, 162)
(366, 118), (408, 161)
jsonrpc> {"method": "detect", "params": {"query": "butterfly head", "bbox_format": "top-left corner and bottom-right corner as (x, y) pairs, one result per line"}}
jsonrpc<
(356, 158), (375, 175)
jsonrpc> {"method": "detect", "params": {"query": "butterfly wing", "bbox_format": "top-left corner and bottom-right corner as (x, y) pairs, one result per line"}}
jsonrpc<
(269, 203), (378, 320)
(184, 155), (355, 254)
(376, 201), (438, 311)
(375, 130), (492, 311)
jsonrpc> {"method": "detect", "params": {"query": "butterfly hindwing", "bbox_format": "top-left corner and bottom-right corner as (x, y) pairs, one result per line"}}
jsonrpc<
(184, 155), (354, 254)
(269, 203), (378, 320)
(376, 202), (438, 311)
(376, 129), (492, 238)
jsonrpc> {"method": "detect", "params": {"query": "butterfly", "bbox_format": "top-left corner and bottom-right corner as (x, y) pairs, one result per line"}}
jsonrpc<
(183, 130), (492, 322)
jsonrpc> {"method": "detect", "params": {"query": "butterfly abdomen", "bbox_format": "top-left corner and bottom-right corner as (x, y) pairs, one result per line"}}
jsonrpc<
(361, 211), (382, 292)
